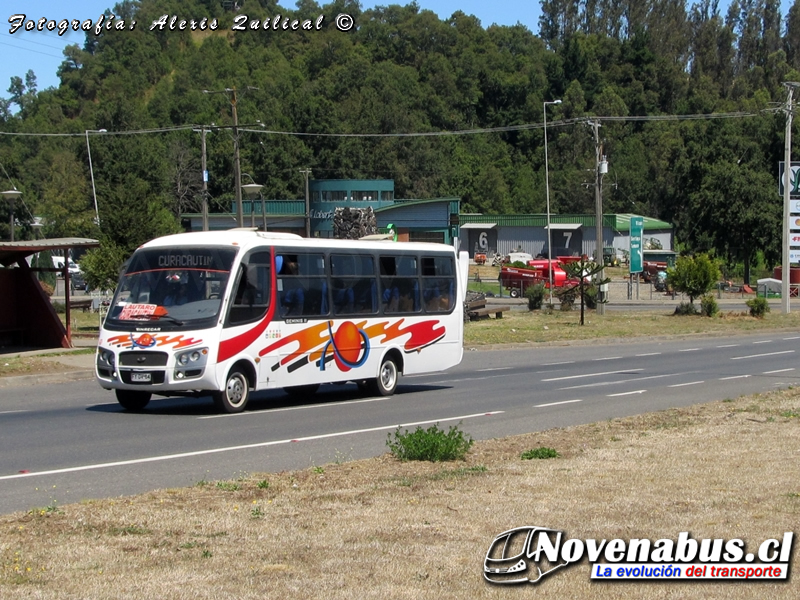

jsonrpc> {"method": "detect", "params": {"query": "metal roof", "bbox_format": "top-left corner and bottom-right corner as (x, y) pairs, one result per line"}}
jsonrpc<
(0, 237), (100, 267)
(459, 213), (671, 230)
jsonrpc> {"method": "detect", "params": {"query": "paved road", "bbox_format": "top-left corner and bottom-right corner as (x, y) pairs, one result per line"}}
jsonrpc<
(1, 332), (799, 514)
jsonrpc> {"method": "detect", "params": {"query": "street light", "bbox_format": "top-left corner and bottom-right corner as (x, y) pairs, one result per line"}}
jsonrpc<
(241, 173), (263, 229)
(544, 99), (561, 305)
(86, 128), (107, 226)
(1, 188), (22, 241)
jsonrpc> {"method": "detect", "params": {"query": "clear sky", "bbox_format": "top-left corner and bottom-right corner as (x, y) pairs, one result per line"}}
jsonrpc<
(0, 1), (794, 99)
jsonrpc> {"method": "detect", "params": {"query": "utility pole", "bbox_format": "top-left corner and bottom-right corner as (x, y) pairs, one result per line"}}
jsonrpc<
(782, 83), (799, 314)
(231, 89), (243, 228)
(203, 87), (258, 228)
(299, 168), (311, 237)
(588, 120), (606, 315)
(200, 125), (209, 231)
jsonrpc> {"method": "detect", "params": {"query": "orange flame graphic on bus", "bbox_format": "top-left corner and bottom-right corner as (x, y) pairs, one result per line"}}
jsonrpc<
(259, 318), (445, 372)
(105, 333), (203, 350)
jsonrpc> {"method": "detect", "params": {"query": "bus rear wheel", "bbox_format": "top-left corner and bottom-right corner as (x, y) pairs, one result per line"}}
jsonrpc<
(115, 389), (151, 411)
(213, 367), (250, 413)
(370, 356), (399, 396)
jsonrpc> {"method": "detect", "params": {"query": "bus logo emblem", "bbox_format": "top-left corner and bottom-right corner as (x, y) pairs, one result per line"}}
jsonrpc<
(320, 321), (370, 372)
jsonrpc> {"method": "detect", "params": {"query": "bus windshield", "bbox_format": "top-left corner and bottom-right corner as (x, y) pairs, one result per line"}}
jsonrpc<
(105, 246), (238, 329)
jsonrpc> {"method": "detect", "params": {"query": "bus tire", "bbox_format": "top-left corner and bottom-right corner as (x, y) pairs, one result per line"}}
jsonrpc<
(283, 383), (319, 398)
(370, 356), (399, 396)
(213, 367), (250, 413)
(115, 389), (151, 411)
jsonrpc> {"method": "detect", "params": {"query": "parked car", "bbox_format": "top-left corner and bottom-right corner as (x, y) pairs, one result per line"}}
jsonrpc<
(52, 256), (81, 275)
(70, 271), (87, 292)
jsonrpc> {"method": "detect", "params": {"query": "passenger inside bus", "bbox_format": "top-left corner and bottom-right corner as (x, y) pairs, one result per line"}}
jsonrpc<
(278, 259), (305, 316)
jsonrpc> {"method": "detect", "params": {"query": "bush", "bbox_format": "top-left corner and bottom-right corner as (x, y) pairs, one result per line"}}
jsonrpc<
(521, 447), (560, 460)
(700, 294), (718, 317)
(674, 301), (698, 316)
(386, 423), (474, 462)
(745, 297), (770, 318)
(583, 284), (599, 309)
(555, 286), (577, 311)
(666, 254), (721, 303)
(38, 280), (54, 297)
(509, 261), (528, 268)
(525, 282), (546, 310)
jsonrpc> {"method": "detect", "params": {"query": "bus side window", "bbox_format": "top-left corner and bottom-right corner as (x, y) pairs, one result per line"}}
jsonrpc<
(380, 255), (420, 315)
(227, 251), (271, 326)
(331, 254), (376, 316)
(421, 256), (455, 313)
(278, 253), (327, 318)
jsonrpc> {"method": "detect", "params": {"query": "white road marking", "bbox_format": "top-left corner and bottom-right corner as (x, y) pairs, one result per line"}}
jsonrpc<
(607, 390), (646, 397)
(559, 373), (680, 391)
(592, 356), (621, 361)
(534, 399), (583, 408)
(0, 410), (29, 415)
(753, 340), (772, 344)
(542, 369), (643, 382)
(635, 352), (661, 357)
(477, 367), (514, 372)
(763, 368), (795, 374)
(668, 381), (704, 387)
(731, 350), (795, 361)
(679, 348), (701, 352)
(542, 361), (575, 366)
(719, 375), (751, 380)
(782, 336), (800, 340)
(0, 411), (505, 481)
(716, 344), (739, 348)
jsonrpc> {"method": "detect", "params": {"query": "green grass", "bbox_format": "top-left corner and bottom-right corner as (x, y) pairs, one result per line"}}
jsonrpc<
(520, 447), (560, 460)
(463, 306), (800, 346)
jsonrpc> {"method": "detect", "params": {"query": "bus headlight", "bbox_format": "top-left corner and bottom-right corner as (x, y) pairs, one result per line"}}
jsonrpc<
(98, 348), (115, 367)
(176, 348), (207, 365)
(174, 347), (208, 379)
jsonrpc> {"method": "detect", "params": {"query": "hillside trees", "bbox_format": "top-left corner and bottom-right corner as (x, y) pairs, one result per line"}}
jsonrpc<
(0, 0), (799, 277)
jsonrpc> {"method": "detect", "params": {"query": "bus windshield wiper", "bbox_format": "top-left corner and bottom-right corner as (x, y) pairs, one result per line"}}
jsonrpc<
(150, 313), (184, 326)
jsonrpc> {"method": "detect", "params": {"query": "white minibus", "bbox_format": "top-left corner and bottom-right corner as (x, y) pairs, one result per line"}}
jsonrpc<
(96, 230), (468, 412)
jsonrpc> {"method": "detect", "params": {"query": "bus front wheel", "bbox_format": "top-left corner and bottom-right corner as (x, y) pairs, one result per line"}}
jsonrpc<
(213, 367), (250, 413)
(115, 389), (151, 411)
(370, 356), (399, 396)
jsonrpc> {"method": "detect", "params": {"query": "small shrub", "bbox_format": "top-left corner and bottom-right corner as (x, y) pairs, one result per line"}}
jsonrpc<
(555, 286), (577, 311)
(521, 447), (560, 460)
(673, 301), (698, 316)
(509, 261), (528, 268)
(700, 294), (718, 317)
(387, 423), (473, 462)
(583, 284), (599, 309)
(525, 282), (546, 310)
(745, 297), (770, 318)
(38, 280), (54, 297)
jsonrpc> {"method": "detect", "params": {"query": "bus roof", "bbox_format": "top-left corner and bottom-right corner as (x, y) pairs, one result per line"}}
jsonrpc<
(138, 230), (457, 254)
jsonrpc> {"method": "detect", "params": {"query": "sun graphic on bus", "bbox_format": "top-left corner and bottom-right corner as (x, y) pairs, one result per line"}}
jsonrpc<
(319, 321), (370, 372)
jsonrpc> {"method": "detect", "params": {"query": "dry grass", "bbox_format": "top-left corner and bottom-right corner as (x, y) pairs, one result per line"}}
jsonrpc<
(1, 388), (799, 598)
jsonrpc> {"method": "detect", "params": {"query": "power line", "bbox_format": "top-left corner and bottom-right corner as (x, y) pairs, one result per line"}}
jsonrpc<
(0, 110), (770, 140)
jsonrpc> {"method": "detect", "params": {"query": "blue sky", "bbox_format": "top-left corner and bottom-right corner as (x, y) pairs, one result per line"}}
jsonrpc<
(0, 1), (794, 98)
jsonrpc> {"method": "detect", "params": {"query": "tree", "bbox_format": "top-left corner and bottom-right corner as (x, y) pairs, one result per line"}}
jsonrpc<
(666, 254), (721, 304)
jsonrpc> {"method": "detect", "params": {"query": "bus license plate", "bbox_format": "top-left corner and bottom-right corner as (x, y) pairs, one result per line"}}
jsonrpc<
(131, 372), (151, 383)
